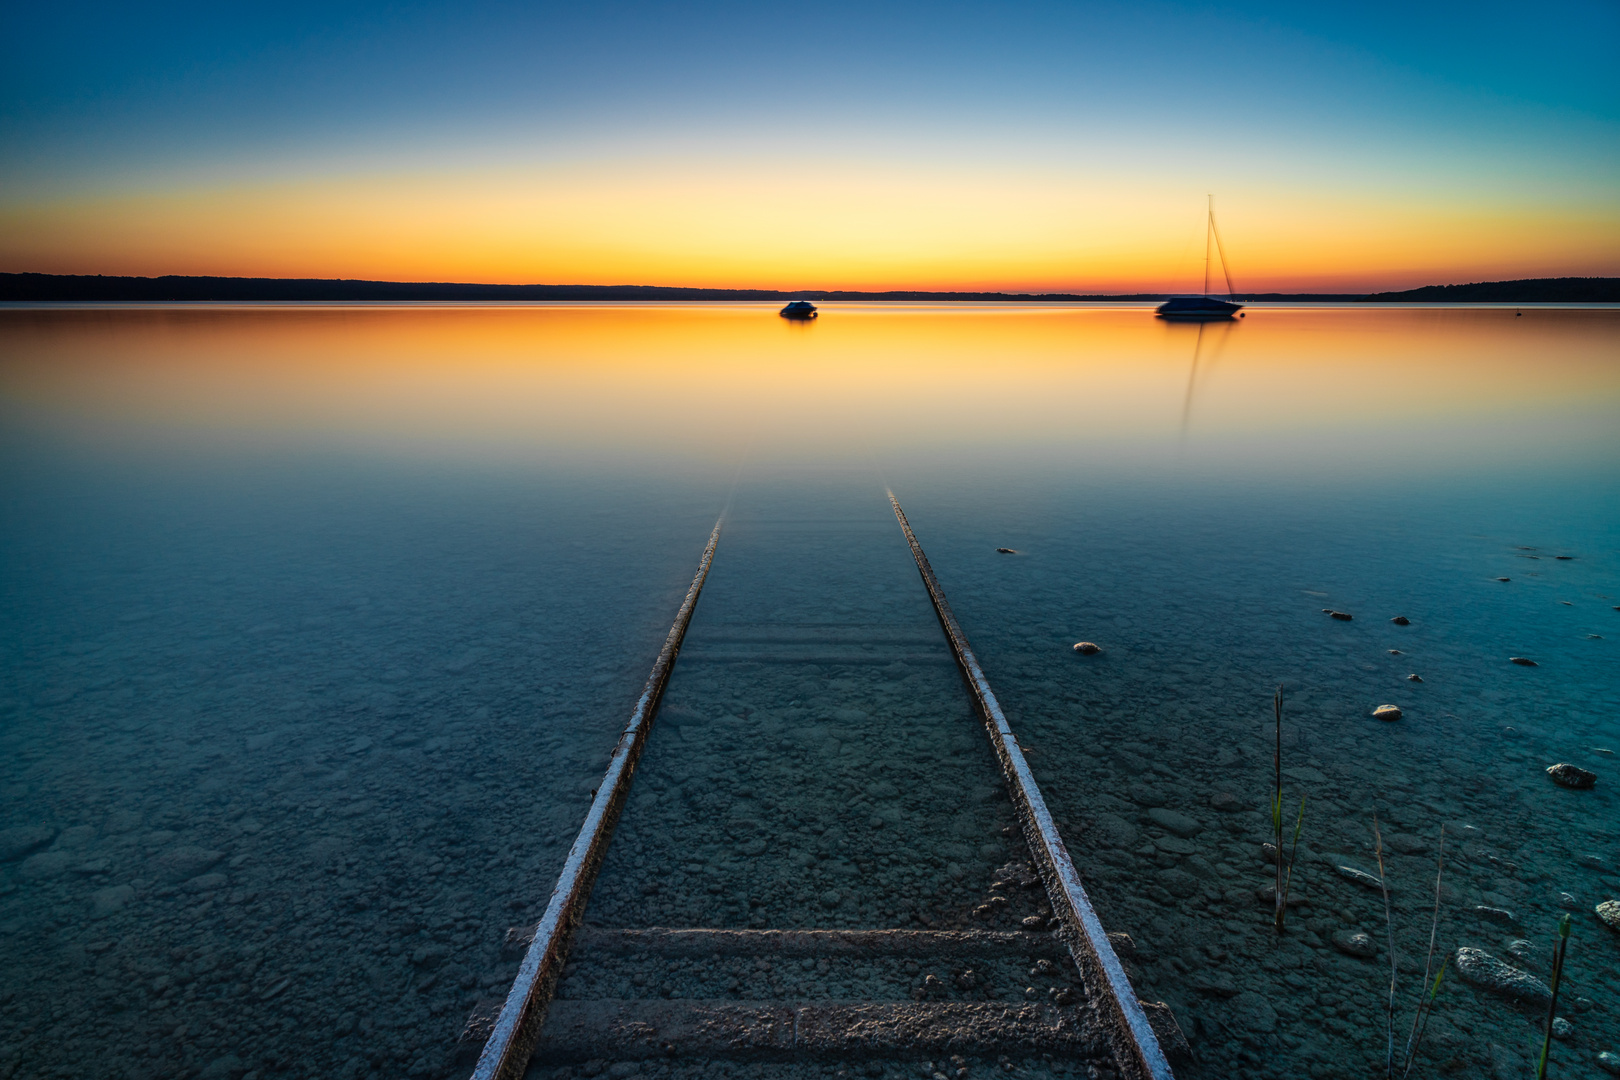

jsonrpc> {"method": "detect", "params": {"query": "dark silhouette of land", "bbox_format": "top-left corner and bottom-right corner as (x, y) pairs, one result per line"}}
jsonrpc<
(0, 273), (1361, 303)
(1, 272), (1613, 303)
(1358, 277), (1618, 303)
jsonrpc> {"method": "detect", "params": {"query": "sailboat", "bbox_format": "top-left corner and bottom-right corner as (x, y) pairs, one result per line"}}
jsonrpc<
(1157, 196), (1244, 319)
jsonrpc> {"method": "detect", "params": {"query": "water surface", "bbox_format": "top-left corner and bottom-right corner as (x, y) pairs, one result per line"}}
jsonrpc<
(1, 303), (1616, 1080)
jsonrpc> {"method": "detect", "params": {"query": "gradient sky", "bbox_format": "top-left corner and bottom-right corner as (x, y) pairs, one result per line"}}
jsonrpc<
(2, 1), (1617, 292)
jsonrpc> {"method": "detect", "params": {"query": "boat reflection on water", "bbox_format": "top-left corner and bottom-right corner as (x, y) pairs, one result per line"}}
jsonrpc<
(779, 300), (818, 320)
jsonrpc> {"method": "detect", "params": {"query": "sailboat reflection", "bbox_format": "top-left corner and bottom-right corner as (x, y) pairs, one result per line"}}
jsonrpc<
(1177, 316), (1236, 441)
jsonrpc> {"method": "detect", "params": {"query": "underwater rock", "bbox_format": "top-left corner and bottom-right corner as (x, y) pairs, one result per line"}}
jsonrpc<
(1546, 763), (1597, 789)
(1021, 915), (1047, 930)
(151, 845), (225, 883)
(1327, 611), (1353, 621)
(1407, 674), (1423, 682)
(0, 825), (57, 862)
(1228, 990), (1278, 1034)
(1552, 1017), (1573, 1040)
(1557, 892), (1579, 910)
(1497, 577), (1511, 582)
(1261, 843), (1279, 865)
(1473, 905), (1518, 927)
(1596, 899), (1620, 934)
(1334, 864), (1386, 891)
(1331, 930), (1377, 958)
(1453, 947), (1552, 1004)
(19, 851), (72, 880)
(1072, 642), (1101, 655)
(1390, 616), (1411, 625)
(1510, 656), (1538, 666)
(91, 884), (134, 918)
(1147, 808), (1202, 838)
(1209, 792), (1245, 813)
(1373, 704), (1403, 721)
(1600, 1052), (1620, 1076)
(995, 547), (1017, 554)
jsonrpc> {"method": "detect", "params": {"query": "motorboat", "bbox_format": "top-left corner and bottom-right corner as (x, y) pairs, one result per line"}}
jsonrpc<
(1157, 197), (1244, 319)
(779, 300), (818, 319)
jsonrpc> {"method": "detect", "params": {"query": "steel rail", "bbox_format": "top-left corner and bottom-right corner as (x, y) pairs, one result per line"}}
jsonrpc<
(886, 491), (1175, 1080)
(469, 515), (725, 1080)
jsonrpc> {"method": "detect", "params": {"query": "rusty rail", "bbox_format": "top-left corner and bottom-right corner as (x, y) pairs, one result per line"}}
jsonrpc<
(886, 491), (1175, 1080)
(469, 515), (724, 1080)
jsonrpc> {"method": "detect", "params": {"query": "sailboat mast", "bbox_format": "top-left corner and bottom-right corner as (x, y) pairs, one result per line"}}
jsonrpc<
(1203, 195), (1212, 297)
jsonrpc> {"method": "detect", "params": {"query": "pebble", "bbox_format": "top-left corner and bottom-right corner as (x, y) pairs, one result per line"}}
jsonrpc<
(995, 548), (1017, 554)
(1209, 792), (1244, 813)
(1552, 1017), (1573, 1040)
(1388, 615), (1411, 625)
(1496, 577), (1511, 582)
(1072, 642), (1101, 655)
(0, 825), (58, 862)
(1510, 656), (1538, 666)
(1406, 674), (1423, 682)
(1453, 947), (1552, 1004)
(91, 884), (135, 918)
(19, 851), (73, 880)
(1146, 808), (1201, 838)
(1331, 930), (1377, 958)
(1473, 905), (1518, 926)
(152, 846), (226, 883)
(1334, 864), (1386, 891)
(1546, 763), (1597, 789)
(1372, 705), (1403, 722)
(1021, 915), (1047, 930)
(1597, 899), (1620, 934)
(1326, 611), (1353, 621)
(1387, 648), (1402, 654)
(1557, 892), (1579, 910)
(1598, 1051), (1620, 1075)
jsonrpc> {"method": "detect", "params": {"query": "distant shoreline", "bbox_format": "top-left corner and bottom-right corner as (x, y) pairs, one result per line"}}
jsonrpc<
(0, 272), (1614, 304)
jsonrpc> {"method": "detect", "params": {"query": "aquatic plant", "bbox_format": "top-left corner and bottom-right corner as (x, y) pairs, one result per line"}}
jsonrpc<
(1398, 827), (1447, 1078)
(1535, 914), (1572, 1080)
(1370, 821), (1451, 1079)
(1271, 686), (1306, 932)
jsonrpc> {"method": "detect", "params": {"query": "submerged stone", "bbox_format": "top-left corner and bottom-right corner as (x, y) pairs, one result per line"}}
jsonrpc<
(1510, 656), (1538, 666)
(1390, 616), (1411, 625)
(0, 825), (57, 863)
(1407, 674), (1423, 682)
(1546, 763), (1597, 789)
(1331, 929), (1377, 958)
(1596, 899), (1620, 934)
(1473, 905), (1518, 927)
(1328, 611), (1353, 621)
(1334, 864), (1386, 891)
(1373, 705), (1403, 722)
(1453, 947), (1552, 1004)
(1071, 641), (1101, 655)
(1147, 808), (1202, 838)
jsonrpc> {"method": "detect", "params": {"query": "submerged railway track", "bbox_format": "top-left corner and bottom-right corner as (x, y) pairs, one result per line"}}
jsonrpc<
(465, 493), (1179, 1080)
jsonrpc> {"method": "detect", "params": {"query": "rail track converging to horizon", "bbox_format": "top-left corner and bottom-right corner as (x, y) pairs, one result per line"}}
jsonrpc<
(464, 488), (1178, 1080)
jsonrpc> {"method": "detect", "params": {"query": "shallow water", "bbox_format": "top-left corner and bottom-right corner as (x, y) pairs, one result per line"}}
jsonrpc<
(0, 303), (1617, 1080)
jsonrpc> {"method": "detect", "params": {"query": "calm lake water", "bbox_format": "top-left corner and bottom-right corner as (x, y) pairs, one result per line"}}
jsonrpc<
(1, 303), (1617, 1080)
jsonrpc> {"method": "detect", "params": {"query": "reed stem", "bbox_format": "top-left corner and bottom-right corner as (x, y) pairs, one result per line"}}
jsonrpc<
(1399, 826), (1446, 1077)
(1536, 914), (1572, 1080)
(1373, 815), (1396, 1078)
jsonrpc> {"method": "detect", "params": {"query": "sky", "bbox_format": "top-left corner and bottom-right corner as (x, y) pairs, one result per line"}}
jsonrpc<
(1, 0), (1617, 292)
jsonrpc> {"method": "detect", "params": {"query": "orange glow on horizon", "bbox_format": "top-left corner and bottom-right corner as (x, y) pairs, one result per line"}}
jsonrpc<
(3, 163), (1616, 293)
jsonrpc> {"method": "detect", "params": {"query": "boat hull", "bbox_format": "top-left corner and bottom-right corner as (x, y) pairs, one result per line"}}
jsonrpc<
(1156, 296), (1242, 319)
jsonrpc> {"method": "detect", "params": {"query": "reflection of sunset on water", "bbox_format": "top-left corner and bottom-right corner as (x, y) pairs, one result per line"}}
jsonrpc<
(2, 305), (1616, 475)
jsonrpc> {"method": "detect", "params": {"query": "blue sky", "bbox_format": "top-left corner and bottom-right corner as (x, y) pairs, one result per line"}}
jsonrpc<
(1, 1), (1615, 287)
